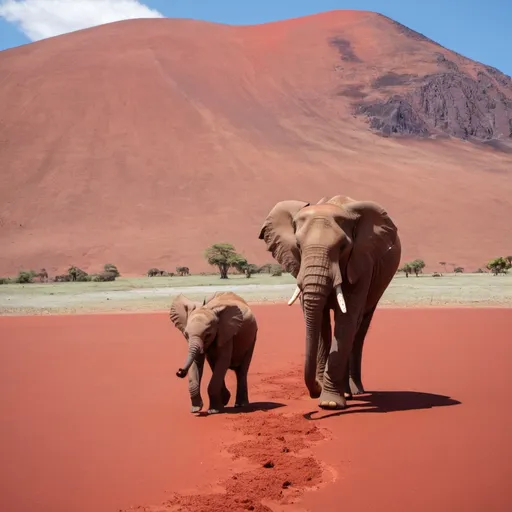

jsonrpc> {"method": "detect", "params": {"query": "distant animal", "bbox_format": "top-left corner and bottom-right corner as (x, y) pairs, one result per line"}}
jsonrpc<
(38, 268), (49, 282)
(169, 291), (258, 414)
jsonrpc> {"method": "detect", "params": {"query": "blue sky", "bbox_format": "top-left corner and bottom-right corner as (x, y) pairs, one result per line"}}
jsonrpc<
(0, 0), (511, 75)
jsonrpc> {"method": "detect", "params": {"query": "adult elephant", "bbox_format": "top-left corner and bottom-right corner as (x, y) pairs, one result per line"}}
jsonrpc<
(258, 195), (401, 410)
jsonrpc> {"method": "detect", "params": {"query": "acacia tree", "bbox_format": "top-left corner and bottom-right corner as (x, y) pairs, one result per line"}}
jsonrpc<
(204, 243), (247, 279)
(399, 263), (412, 278)
(410, 259), (425, 277)
(486, 257), (511, 276)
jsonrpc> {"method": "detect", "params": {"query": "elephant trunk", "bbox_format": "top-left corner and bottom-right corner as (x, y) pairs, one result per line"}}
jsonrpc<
(298, 246), (337, 397)
(176, 337), (203, 379)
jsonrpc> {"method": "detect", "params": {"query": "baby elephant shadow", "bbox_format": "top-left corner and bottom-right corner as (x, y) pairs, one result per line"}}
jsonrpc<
(303, 390), (461, 420)
(196, 401), (286, 417)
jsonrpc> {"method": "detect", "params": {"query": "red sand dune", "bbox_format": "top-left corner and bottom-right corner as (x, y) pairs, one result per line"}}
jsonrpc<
(0, 10), (511, 276)
(1, 306), (511, 512)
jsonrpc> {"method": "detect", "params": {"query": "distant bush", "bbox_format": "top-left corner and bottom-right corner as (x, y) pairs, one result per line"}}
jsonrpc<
(270, 264), (283, 277)
(15, 270), (35, 284)
(244, 263), (259, 278)
(103, 264), (120, 277)
(176, 266), (190, 276)
(258, 263), (273, 274)
(68, 266), (89, 282)
(399, 259), (425, 277)
(148, 268), (174, 277)
(92, 271), (116, 282)
(0, 277), (11, 285)
(54, 274), (71, 282)
(454, 267), (464, 273)
(486, 257), (511, 276)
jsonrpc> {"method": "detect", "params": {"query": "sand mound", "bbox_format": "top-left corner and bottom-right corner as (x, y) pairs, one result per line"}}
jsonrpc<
(0, 11), (511, 275)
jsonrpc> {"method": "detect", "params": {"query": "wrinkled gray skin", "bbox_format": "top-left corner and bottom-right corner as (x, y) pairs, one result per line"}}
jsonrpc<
(258, 195), (401, 410)
(169, 291), (258, 415)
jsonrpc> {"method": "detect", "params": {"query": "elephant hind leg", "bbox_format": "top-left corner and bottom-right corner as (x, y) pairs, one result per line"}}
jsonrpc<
(234, 331), (257, 408)
(206, 353), (232, 408)
(349, 305), (376, 396)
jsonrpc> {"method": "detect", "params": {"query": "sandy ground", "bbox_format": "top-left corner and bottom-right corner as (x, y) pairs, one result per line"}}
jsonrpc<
(1, 273), (511, 315)
(0, 306), (511, 512)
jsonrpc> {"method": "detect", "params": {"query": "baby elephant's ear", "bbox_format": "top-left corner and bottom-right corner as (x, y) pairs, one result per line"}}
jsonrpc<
(210, 304), (244, 347)
(169, 294), (197, 333)
(203, 291), (218, 306)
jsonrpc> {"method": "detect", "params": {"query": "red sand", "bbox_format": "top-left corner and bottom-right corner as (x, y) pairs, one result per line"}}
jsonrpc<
(1, 12), (512, 276)
(1, 306), (511, 512)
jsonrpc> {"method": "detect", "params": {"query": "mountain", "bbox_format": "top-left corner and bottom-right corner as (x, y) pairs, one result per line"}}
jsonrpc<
(0, 10), (511, 277)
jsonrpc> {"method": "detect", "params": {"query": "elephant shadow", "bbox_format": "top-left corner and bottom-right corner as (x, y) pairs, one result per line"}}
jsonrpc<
(303, 390), (461, 420)
(197, 401), (286, 417)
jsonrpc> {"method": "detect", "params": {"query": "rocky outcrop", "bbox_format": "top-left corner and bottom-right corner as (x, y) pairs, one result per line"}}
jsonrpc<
(356, 97), (430, 137)
(357, 69), (512, 143)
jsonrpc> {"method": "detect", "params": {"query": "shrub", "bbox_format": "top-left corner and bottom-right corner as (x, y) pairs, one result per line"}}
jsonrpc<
(54, 274), (71, 282)
(244, 263), (259, 278)
(454, 267), (464, 273)
(486, 257), (511, 276)
(0, 277), (11, 285)
(270, 264), (283, 277)
(92, 271), (116, 282)
(103, 264), (120, 277)
(15, 271), (34, 284)
(67, 266), (89, 282)
(258, 263), (272, 274)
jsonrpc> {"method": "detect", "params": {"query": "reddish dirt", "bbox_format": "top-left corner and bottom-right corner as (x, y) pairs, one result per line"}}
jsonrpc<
(1, 306), (512, 512)
(1, 11), (512, 276)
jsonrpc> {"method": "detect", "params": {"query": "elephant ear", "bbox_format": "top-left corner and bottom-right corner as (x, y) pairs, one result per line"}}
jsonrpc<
(203, 291), (218, 306)
(169, 294), (198, 333)
(210, 304), (244, 347)
(258, 200), (310, 278)
(342, 200), (398, 285)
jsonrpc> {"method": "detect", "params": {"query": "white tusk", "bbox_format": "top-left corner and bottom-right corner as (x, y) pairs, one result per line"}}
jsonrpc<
(288, 285), (301, 306)
(335, 284), (347, 313)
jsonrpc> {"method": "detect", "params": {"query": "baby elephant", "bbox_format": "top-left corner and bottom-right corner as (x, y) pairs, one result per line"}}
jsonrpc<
(169, 291), (258, 414)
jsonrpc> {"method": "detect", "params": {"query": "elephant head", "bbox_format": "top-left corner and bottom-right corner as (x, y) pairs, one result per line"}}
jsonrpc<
(169, 294), (244, 378)
(258, 196), (398, 397)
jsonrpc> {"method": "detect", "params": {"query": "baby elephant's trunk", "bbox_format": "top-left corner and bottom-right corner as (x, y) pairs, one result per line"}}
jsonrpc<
(176, 337), (203, 378)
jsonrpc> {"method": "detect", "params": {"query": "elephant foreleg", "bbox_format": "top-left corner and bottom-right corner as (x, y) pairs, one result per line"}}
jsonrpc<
(188, 354), (205, 413)
(316, 308), (332, 388)
(349, 305), (376, 396)
(206, 353), (231, 407)
(319, 313), (359, 410)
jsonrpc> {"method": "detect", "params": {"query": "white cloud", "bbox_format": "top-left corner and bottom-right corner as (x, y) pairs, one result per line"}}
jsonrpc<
(0, 0), (164, 41)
